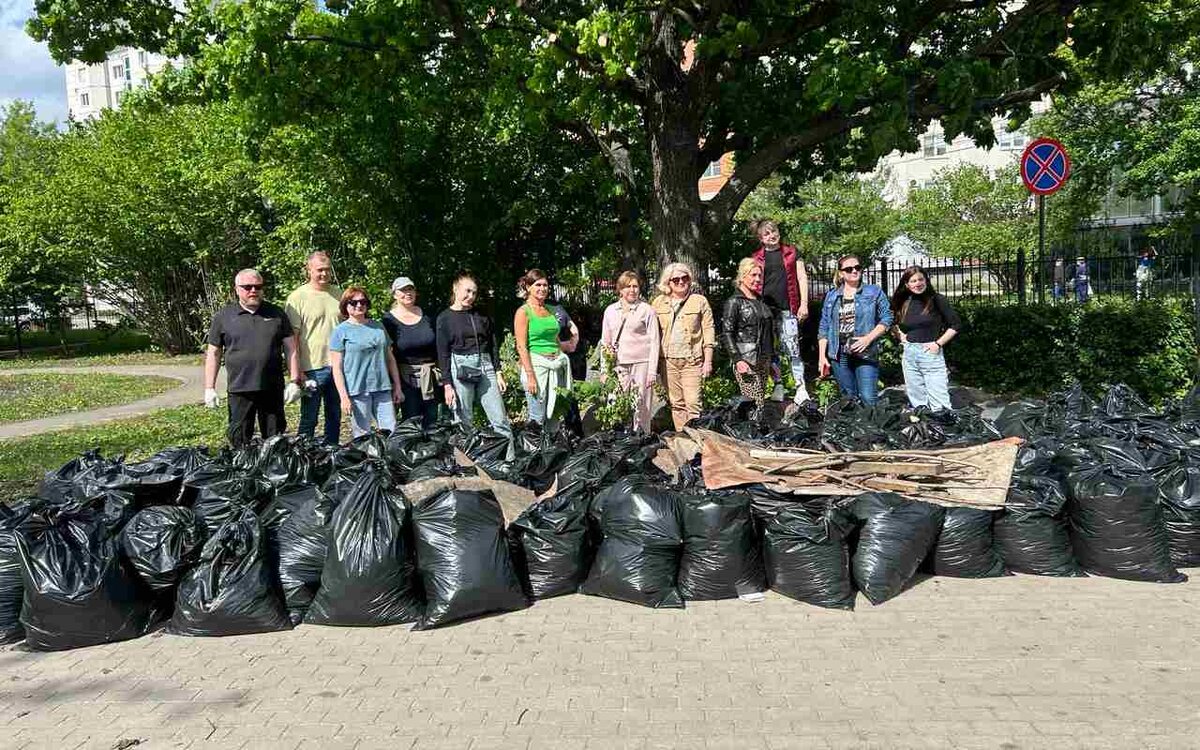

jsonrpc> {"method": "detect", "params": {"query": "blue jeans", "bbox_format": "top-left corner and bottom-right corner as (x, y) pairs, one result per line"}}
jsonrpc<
(902, 343), (951, 411)
(831, 351), (880, 405)
(399, 378), (439, 428)
(1075, 281), (1090, 303)
(449, 353), (513, 457)
(349, 390), (396, 438)
(298, 366), (341, 445)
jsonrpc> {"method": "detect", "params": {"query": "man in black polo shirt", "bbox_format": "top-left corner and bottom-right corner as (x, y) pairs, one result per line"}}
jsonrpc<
(204, 268), (302, 447)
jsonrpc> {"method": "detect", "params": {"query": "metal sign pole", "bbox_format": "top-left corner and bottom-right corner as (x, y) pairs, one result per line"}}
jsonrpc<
(1038, 194), (1046, 304)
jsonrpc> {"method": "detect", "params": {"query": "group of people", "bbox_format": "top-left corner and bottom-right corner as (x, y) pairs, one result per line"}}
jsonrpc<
(203, 224), (965, 449)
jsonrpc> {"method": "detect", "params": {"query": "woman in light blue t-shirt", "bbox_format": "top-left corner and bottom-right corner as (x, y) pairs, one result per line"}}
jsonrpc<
(329, 286), (404, 437)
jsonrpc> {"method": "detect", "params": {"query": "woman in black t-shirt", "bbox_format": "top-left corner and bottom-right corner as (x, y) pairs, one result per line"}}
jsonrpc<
(382, 276), (440, 428)
(891, 266), (961, 412)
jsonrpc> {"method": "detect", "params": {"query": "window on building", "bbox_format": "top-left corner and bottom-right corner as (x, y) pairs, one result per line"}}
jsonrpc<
(123, 56), (131, 80)
(79, 92), (89, 107)
(76, 67), (85, 82)
(112, 64), (124, 80)
(702, 161), (722, 178)
(921, 129), (947, 157)
(997, 126), (1027, 151)
(138, 51), (148, 67)
(114, 90), (122, 105)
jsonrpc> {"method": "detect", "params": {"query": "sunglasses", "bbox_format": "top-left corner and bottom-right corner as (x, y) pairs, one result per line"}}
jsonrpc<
(238, 284), (263, 291)
(669, 276), (690, 284)
(840, 265), (862, 273)
(347, 298), (370, 308)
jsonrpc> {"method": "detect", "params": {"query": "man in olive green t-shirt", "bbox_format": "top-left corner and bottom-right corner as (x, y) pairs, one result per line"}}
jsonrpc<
(285, 251), (344, 445)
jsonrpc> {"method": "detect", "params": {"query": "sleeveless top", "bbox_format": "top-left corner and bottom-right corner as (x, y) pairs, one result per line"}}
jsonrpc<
(525, 304), (561, 355)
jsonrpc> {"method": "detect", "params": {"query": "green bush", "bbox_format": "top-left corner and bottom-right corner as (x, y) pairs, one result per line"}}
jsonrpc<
(945, 298), (1197, 404)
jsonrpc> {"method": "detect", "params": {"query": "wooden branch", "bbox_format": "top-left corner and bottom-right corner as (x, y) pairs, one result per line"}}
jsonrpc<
(282, 34), (385, 52)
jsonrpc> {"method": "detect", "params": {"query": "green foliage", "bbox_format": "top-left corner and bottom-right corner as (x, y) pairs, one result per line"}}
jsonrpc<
(0, 373), (176, 424)
(813, 377), (841, 409)
(497, 333), (527, 422)
(945, 298), (1197, 404)
(701, 374), (738, 409)
(572, 376), (637, 432)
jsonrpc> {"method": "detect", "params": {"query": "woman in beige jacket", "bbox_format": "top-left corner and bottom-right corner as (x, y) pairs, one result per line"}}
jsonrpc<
(650, 262), (716, 431)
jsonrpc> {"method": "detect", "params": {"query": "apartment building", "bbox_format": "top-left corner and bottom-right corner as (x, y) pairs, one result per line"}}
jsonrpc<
(64, 48), (174, 120)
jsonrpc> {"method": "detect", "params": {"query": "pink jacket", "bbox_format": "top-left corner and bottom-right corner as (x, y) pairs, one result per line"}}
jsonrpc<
(601, 301), (660, 366)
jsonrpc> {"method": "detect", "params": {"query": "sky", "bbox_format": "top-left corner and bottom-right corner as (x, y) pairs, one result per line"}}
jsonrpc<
(0, 0), (68, 124)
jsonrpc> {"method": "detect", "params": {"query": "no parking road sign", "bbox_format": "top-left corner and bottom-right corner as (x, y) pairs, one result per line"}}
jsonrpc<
(1021, 137), (1071, 195)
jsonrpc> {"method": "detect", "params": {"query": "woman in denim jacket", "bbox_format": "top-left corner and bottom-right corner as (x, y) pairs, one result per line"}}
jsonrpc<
(817, 255), (893, 405)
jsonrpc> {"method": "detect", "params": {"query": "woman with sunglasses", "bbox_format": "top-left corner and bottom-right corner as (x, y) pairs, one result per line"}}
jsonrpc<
(721, 258), (775, 412)
(651, 262), (715, 431)
(601, 271), (660, 432)
(436, 274), (513, 453)
(329, 286), (404, 437)
(817, 255), (893, 405)
(382, 276), (440, 428)
(891, 265), (960, 411)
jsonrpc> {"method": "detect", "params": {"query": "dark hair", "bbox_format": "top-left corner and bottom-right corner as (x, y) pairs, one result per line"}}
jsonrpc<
(891, 266), (936, 320)
(517, 269), (549, 299)
(338, 285), (370, 319)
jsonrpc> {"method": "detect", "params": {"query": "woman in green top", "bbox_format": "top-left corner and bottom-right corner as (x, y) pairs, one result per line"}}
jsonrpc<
(514, 269), (578, 425)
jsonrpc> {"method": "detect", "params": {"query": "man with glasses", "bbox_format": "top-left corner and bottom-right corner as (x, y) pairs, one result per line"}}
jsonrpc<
(285, 251), (344, 444)
(204, 268), (302, 447)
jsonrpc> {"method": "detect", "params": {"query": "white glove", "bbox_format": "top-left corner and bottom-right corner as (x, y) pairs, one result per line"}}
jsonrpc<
(203, 388), (221, 409)
(284, 382), (302, 404)
(304, 379), (318, 393)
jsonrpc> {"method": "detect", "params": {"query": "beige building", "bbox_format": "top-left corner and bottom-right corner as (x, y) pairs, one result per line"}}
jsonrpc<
(65, 48), (174, 120)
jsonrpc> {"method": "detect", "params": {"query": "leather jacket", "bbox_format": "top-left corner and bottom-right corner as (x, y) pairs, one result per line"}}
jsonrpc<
(721, 293), (774, 364)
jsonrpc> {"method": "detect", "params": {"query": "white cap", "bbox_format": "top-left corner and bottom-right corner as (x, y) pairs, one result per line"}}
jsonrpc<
(391, 276), (416, 292)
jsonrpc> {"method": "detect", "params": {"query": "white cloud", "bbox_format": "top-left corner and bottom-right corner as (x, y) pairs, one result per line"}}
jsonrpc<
(0, 1), (68, 124)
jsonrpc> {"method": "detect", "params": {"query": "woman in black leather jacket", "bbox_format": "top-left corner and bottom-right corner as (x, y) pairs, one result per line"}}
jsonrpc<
(722, 257), (775, 408)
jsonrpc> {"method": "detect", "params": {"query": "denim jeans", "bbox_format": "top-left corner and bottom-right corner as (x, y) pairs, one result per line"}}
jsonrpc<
(298, 366), (341, 445)
(831, 351), (879, 405)
(449, 353), (513, 457)
(399, 377), (439, 428)
(348, 390), (396, 438)
(902, 342), (951, 411)
(773, 310), (810, 402)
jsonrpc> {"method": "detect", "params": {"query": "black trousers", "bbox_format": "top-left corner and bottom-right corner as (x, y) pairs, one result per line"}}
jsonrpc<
(226, 389), (286, 448)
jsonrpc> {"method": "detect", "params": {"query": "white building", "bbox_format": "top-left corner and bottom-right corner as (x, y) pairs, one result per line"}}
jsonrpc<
(64, 47), (174, 120)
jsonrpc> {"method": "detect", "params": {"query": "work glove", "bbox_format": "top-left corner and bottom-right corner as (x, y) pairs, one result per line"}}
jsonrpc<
(284, 382), (302, 405)
(303, 378), (318, 394)
(203, 388), (221, 409)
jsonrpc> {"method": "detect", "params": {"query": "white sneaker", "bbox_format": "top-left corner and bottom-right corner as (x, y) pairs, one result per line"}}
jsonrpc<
(770, 384), (785, 402)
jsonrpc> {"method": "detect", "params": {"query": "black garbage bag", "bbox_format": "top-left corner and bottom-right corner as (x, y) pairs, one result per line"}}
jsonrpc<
(178, 460), (244, 507)
(900, 407), (1002, 449)
(37, 449), (107, 504)
(412, 489), (527, 629)
(580, 477), (683, 609)
(508, 482), (593, 599)
(406, 454), (475, 483)
(1060, 439), (1184, 582)
(677, 490), (765, 600)
(847, 493), (944, 605)
(0, 499), (36, 644)
(1099, 383), (1155, 418)
(922, 507), (1007, 578)
(255, 434), (332, 489)
(168, 507), (292, 636)
(121, 506), (206, 591)
(1154, 461), (1200, 567)
(994, 400), (1049, 440)
(454, 427), (516, 480)
(385, 419), (453, 479)
(306, 464), (424, 626)
(260, 483), (338, 624)
(192, 473), (275, 534)
(755, 496), (856, 610)
(994, 475), (1084, 577)
(18, 505), (161, 651)
(820, 401), (904, 452)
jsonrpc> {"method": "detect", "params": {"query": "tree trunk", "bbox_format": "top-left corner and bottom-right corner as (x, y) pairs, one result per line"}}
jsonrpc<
(644, 98), (710, 286)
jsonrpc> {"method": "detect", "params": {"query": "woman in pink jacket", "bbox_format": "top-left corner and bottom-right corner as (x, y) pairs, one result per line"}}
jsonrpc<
(601, 271), (660, 432)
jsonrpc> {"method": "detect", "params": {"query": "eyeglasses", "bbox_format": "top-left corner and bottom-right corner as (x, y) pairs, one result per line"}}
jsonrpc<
(840, 265), (862, 273)
(669, 276), (690, 284)
(238, 284), (263, 291)
(347, 299), (370, 308)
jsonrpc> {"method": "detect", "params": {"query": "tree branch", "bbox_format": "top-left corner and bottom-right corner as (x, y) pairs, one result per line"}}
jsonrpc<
(515, 1), (649, 98)
(282, 34), (385, 52)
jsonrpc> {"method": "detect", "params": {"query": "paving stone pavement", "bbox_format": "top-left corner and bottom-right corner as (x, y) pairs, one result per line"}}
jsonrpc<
(2, 573), (1199, 750)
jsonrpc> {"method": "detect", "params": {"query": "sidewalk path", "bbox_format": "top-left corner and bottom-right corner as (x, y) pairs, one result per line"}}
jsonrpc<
(0, 365), (216, 440)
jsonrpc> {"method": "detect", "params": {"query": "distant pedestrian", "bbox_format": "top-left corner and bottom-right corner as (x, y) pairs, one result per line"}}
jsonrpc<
(721, 258), (775, 412)
(382, 276), (440, 428)
(437, 274), (513, 453)
(651, 262), (715, 431)
(817, 255), (893, 405)
(284, 251), (343, 445)
(750, 220), (812, 410)
(1051, 258), (1065, 302)
(514, 269), (577, 428)
(330, 286), (404, 438)
(891, 266), (961, 412)
(601, 271), (660, 433)
(1069, 256), (1091, 303)
(1135, 245), (1157, 301)
(204, 269), (301, 448)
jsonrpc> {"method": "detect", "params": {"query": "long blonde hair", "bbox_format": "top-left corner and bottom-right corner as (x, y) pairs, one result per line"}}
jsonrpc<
(655, 262), (695, 298)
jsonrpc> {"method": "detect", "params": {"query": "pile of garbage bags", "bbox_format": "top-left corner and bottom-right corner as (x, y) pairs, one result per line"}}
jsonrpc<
(0, 381), (1196, 652)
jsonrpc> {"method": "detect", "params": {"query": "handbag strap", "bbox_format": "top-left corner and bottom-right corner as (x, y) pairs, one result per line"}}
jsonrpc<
(468, 312), (485, 368)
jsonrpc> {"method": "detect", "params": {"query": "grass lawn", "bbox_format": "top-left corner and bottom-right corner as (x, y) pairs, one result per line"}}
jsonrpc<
(0, 373), (180, 424)
(0, 402), (302, 499)
(0, 351), (203, 370)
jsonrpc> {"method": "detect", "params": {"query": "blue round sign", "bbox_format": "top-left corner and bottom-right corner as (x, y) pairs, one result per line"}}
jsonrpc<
(1021, 137), (1071, 196)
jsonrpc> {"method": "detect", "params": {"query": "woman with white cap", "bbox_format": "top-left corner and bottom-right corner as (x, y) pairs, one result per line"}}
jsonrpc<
(382, 276), (440, 427)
